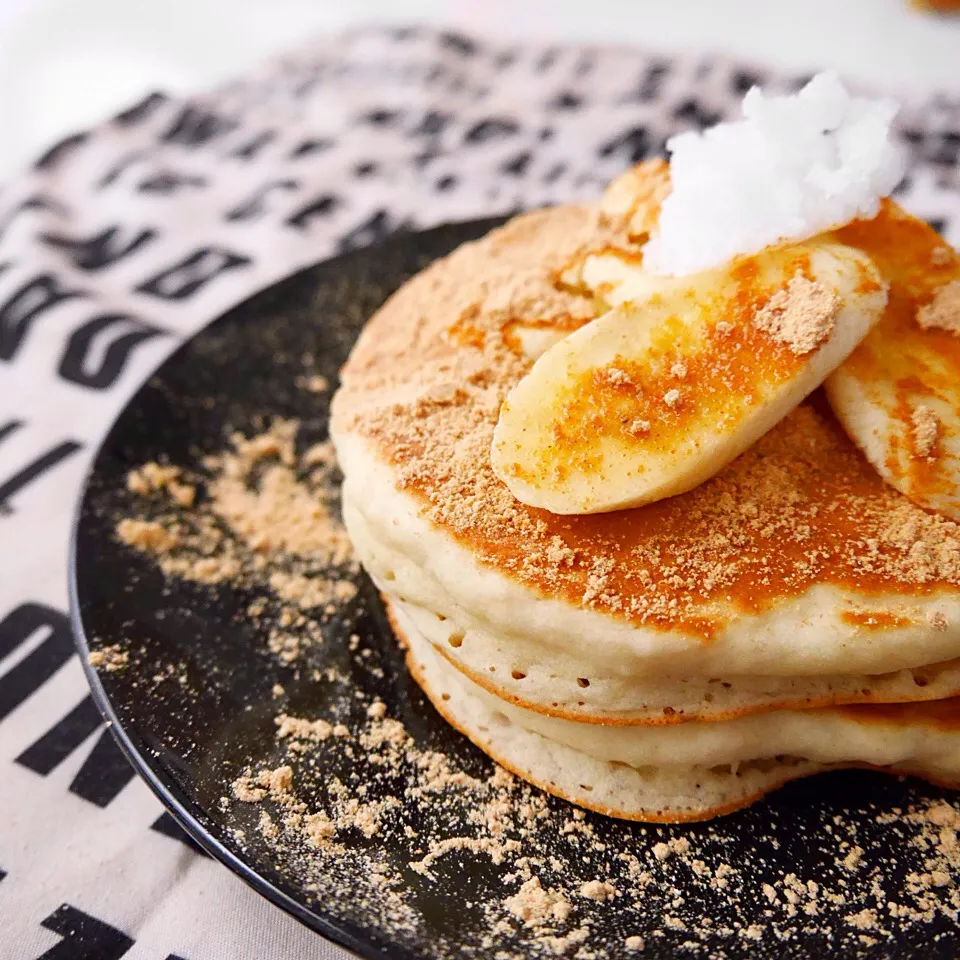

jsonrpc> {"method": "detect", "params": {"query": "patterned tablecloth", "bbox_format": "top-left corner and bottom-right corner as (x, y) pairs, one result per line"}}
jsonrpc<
(0, 25), (957, 960)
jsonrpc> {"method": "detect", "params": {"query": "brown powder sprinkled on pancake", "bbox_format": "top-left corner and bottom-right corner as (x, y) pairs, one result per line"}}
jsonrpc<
(752, 273), (840, 355)
(916, 279), (960, 334)
(912, 405), (940, 459)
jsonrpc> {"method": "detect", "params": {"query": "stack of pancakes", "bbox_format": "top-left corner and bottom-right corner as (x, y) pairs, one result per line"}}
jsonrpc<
(331, 160), (960, 822)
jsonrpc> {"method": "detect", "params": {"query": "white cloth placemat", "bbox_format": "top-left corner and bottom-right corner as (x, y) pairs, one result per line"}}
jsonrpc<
(0, 25), (957, 959)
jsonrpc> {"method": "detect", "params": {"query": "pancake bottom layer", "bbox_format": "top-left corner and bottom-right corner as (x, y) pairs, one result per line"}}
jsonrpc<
(388, 599), (960, 822)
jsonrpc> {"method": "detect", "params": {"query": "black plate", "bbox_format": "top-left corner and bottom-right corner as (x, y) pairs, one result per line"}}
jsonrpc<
(71, 221), (960, 960)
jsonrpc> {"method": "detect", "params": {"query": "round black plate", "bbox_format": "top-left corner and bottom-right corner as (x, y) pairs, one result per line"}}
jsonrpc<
(71, 222), (960, 960)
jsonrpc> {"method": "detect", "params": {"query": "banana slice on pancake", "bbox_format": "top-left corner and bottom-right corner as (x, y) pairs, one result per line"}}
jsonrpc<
(492, 238), (886, 515)
(825, 202), (960, 519)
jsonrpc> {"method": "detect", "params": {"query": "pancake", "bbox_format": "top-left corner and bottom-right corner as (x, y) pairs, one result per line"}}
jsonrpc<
(393, 599), (960, 823)
(330, 158), (960, 817)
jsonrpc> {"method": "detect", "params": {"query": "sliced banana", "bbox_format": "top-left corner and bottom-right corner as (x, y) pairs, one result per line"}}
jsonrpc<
(597, 158), (671, 239)
(825, 202), (960, 519)
(572, 161), (671, 309)
(492, 239), (886, 515)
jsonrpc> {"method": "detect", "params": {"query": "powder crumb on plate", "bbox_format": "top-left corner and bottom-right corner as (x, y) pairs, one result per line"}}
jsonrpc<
(127, 461), (180, 494)
(652, 837), (690, 861)
(231, 775), (266, 803)
(410, 836), (521, 878)
(275, 714), (333, 742)
(916, 279), (960, 335)
(296, 374), (330, 393)
(118, 418), (359, 659)
(579, 880), (617, 901)
(219, 679), (960, 958)
(541, 926), (590, 955)
(503, 877), (573, 927)
(127, 461), (195, 506)
(840, 846), (864, 871)
(262, 764), (293, 795)
(304, 811), (336, 845)
(752, 273), (839, 355)
(87, 645), (129, 672)
(845, 908), (878, 930)
(117, 518), (178, 552)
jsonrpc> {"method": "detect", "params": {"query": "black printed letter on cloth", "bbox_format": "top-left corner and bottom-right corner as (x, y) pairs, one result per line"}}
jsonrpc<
(288, 138), (333, 159)
(0, 419), (22, 445)
(598, 125), (654, 164)
(464, 117), (520, 144)
(58, 313), (167, 391)
(34, 133), (89, 172)
(39, 226), (157, 271)
(229, 130), (276, 160)
(137, 171), (208, 196)
(151, 811), (208, 856)
(0, 274), (85, 361)
(0, 195), (68, 242)
(16, 694), (137, 807)
(0, 604), (74, 723)
(137, 247), (250, 300)
(0, 438), (82, 513)
(286, 194), (341, 231)
(226, 179), (299, 222)
(112, 91), (169, 127)
(38, 905), (133, 960)
(160, 105), (236, 147)
(338, 210), (412, 253)
(621, 60), (669, 103)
